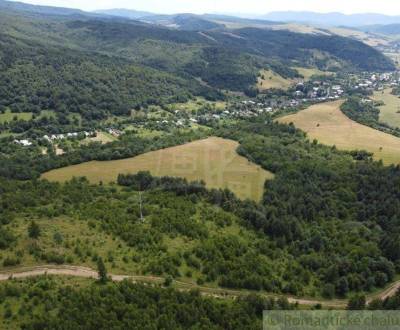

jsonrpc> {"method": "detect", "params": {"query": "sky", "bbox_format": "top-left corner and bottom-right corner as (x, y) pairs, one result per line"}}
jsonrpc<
(12, 0), (400, 15)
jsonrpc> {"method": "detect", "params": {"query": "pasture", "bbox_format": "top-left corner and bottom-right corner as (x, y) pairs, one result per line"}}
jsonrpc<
(257, 69), (293, 90)
(278, 100), (400, 165)
(42, 137), (274, 201)
(372, 88), (400, 128)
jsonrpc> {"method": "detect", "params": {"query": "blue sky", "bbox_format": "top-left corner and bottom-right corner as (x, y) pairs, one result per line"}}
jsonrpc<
(14, 0), (400, 15)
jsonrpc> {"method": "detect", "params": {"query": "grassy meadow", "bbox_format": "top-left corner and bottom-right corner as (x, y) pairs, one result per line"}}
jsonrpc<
(372, 88), (400, 128)
(257, 69), (293, 90)
(42, 137), (274, 201)
(278, 100), (400, 165)
(294, 67), (333, 80)
(0, 109), (32, 123)
(83, 131), (117, 144)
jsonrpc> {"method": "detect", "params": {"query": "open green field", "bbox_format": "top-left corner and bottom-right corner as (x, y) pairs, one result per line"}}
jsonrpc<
(169, 98), (226, 113)
(278, 100), (400, 165)
(0, 109), (32, 123)
(257, 69), (293, 90)
(83, 131), (117, 144)
(372, 88), (400, 128)
(42, 137), (273, 201)
(293, 67), (333, 80)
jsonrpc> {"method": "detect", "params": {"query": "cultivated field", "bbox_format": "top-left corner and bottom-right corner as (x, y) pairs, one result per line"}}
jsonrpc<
(372, 88), (400, 128)
(257, 69), (293, 90)
(42, 137), (274, 201)
(278, 100), (400, 165)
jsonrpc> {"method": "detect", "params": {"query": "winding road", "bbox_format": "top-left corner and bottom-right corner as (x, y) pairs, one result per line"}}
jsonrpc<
(1, 265), (399, 308)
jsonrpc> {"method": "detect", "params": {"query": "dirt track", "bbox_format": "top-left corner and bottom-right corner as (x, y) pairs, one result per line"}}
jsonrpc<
(1, 265), (399, 308)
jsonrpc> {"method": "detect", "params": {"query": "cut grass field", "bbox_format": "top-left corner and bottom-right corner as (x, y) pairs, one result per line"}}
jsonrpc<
(278, 100), (400, 165)
(372, 88), (400, 128)
(257, 69), (293, 90)
(42, 137), (273, 201)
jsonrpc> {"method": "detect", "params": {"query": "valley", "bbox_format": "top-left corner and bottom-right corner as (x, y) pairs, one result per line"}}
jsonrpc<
(1, 0), (400, 327)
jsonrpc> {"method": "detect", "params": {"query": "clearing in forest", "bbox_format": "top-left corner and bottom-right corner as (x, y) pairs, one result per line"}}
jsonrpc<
(42, 137), (274, 201)
(293, 67), (333, 80)
(257, 69), (293, 90)
(0, 109), (32, 123)
(372, 88), (400, 129)
(278, 100), (400, 165)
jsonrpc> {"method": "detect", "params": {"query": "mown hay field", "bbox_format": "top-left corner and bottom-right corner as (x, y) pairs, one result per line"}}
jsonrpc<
(372, 88), (400, 128)
(278, 100), (400, 165)
(42, 137), (274, 201)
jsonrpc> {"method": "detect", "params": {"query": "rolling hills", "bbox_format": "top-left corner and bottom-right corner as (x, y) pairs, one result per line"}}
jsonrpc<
(0, 2), (395, 122)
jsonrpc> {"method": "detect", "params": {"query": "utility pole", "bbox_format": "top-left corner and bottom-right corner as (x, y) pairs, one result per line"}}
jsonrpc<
(139, 191), (144, 222)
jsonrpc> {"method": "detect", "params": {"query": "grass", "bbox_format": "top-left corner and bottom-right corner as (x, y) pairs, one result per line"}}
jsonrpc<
(0, 109), (32, 124)
(169, 98), (226, 113)
(83, 131), (117, 144)
(1, 216), (142, 276)
(278, 100), (400, 165)
(41, 137), (274, 201)
(372, 88), (400, 128)
(38, 110), (56, 119)
(257, 69), (293, 90)
(293, 67), (333, 81)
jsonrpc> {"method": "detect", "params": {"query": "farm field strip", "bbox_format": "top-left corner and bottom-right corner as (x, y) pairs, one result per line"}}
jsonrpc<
(278, 100), (400, 165)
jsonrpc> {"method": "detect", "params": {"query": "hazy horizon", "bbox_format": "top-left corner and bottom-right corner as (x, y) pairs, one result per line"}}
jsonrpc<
(8, 0), (400, 16)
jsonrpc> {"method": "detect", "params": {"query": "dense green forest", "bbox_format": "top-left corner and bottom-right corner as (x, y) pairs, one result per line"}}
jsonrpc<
(1, 117), (400, 298)
(0, 32), (220, 120)
(0, 277), (295, 329)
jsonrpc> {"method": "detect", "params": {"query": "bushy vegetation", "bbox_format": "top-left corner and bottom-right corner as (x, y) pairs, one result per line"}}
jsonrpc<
(215, 118), (400, 296)
(0, 277), (294, 329)
(2, 115), (400, 297)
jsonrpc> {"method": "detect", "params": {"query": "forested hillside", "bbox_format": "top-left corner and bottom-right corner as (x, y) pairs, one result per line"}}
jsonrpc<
(1, 1), (400, 325)
(0, 6), (395, 121)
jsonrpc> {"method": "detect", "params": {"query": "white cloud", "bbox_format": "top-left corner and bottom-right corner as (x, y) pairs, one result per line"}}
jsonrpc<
(11, 0), (400, 15)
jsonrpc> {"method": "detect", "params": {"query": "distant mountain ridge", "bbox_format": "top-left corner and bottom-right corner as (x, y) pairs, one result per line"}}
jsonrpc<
(93, 8), (154, 19)
(259, 11), (400, 27)
(361, 24), (400, 36)
(0, 0), (98, 17)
